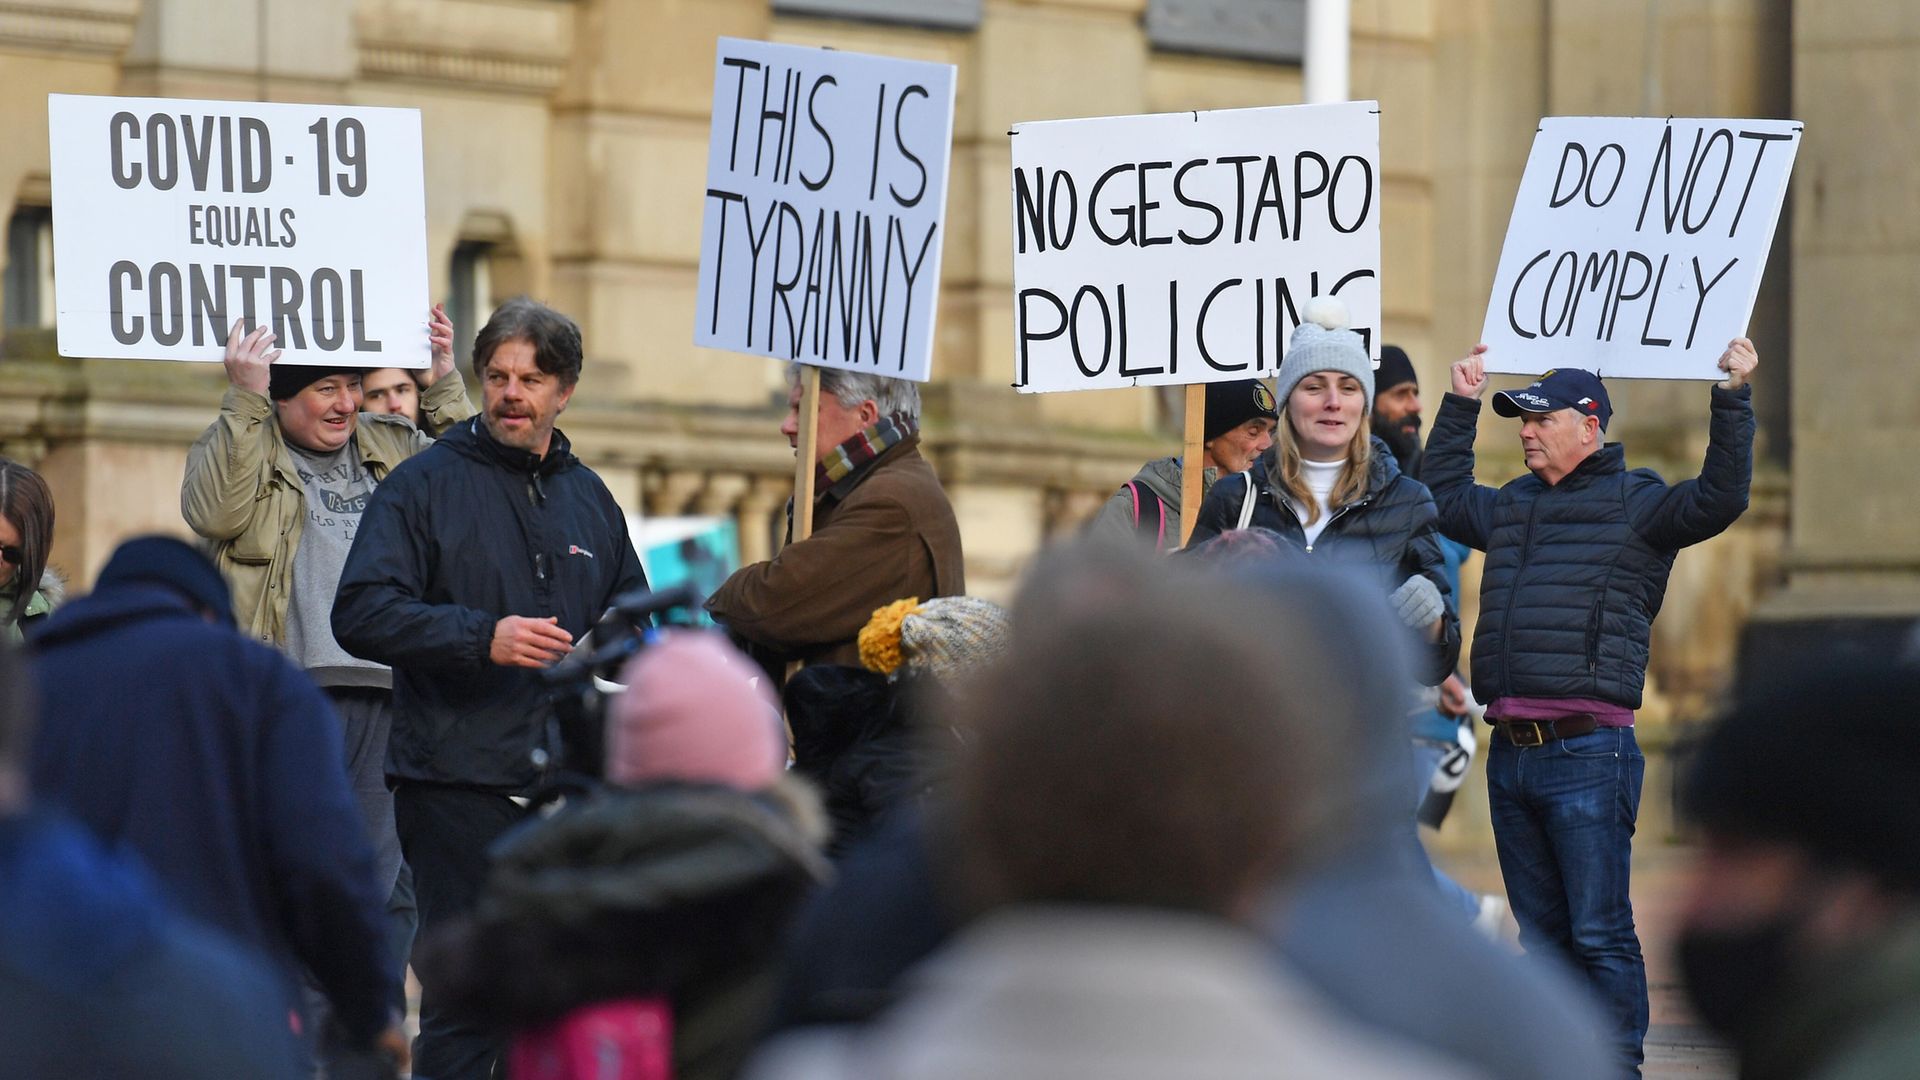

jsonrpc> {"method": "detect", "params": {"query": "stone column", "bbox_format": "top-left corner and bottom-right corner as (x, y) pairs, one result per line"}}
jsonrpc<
(1746, 2), (1920, 661)
(736, 475), (791, 566)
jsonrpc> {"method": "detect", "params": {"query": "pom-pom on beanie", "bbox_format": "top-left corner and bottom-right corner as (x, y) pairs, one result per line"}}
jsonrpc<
(606, 630), (785, 791)
(859, 595), (1011, 687)
(1275, 297), (1375, 408)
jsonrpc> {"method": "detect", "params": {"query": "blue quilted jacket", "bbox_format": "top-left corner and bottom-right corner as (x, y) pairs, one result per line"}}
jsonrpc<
(1424, 386), (1754, 709)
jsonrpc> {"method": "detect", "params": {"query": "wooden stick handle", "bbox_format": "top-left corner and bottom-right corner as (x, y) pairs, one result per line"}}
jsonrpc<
(792, 365), (822, 543)
(1179, 382), (1206, 547)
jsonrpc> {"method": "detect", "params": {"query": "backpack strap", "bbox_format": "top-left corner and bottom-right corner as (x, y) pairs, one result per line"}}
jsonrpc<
(1127, 480), (1168, 548)
(1236, 474), (1258, 530)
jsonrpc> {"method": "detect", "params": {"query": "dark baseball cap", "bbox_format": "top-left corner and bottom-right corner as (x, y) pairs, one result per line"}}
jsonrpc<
(1491, 368), (1611, 432)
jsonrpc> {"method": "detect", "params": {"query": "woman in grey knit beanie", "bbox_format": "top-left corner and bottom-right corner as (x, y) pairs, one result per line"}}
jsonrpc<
(1186, 296), (1460, 688)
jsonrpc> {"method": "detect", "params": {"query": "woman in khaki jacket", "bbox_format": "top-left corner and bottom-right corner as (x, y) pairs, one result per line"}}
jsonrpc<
(179, 306), (471, 1071)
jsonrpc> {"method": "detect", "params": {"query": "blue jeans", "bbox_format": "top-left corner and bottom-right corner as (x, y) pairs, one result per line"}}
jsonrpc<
(1488, 725), (1647, 1075)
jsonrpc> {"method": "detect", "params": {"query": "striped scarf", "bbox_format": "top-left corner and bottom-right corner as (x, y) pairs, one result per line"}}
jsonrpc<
(817, 412), (917, 491)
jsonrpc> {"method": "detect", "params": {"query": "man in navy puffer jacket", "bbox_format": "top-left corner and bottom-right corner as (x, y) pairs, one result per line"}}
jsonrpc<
(1425, 338), (1758, 1076)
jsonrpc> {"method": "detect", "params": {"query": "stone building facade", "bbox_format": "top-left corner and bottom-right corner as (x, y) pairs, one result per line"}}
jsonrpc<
(1, 0), (1912, 744)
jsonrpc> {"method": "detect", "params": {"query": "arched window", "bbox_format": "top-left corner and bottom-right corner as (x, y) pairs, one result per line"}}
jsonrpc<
(3, 204), (53, 332)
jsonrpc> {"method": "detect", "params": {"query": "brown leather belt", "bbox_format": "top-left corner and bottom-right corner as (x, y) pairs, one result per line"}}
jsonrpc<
(1494, 714), (1599, 747)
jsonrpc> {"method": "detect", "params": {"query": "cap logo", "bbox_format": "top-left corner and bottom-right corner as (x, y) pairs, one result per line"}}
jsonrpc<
(1252, 384), (1276, 412)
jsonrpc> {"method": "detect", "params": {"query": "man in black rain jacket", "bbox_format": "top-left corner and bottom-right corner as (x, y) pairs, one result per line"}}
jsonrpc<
(333, 297), (645, 1080)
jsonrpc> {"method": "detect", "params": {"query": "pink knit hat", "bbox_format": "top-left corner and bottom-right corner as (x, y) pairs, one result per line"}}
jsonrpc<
(605, 631), (785, 791)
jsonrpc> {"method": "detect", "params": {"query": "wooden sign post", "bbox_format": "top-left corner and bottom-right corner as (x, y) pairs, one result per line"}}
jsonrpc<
(792, 365), (822, 543)
(1179, 384), (1206, 547)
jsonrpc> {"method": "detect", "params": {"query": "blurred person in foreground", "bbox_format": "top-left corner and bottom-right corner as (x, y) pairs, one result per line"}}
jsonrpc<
(418, 631), (830, 1080)
(1677, 650), (1920, 1080)
(25, 536), (401, 1071)
(752, 543), (1478, 1079)
(0, 639), (301, 1079)
(767, 540), (1612, 1080)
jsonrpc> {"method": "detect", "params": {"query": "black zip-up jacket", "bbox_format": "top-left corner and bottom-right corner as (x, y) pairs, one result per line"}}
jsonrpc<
(1423, 386), (1754, 710)
(333, 417), (646, 792)
(1188, 436), (1461, 687)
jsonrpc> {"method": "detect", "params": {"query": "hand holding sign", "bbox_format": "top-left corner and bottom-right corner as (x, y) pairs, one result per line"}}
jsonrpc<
(422, 302), (455, 388)
(1716, 336), (1758, 391)
(1450, 344), (1490, 400)
(223, 319), (281, 395)
(1008, 101), (1382, 394)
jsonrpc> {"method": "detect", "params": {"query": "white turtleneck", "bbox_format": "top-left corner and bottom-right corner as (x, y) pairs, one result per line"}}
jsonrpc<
(1295, 458), (1345, 549)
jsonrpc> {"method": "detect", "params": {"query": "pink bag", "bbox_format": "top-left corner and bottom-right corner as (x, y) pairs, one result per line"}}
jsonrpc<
(507, 998), (673, 1080)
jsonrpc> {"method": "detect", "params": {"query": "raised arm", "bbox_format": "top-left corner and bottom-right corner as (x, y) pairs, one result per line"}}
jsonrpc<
(181, 322), (282, 540)
(1424, 346), (1499, 551)
(416, 303), (474, 438)
(1636, 339), (1758, 550)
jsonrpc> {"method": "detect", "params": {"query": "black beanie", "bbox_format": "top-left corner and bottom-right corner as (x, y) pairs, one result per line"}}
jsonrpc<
(1375, 345), (1417, 396)
(94, 535), (235, 627)
(268, 365), (369, 401)
(1203, 379), (1279, 443)
(1685, 653), (1920, 894)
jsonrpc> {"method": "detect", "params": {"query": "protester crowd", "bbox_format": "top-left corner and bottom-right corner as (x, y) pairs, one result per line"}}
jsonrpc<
(4, 285), (1917, 1080)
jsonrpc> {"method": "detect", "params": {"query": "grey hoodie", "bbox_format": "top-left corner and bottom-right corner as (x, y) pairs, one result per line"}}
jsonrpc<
(1087, 457), (1218, 552)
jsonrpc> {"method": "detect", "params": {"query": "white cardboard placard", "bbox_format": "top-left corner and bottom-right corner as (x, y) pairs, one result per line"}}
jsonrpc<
(1480, 116), (1800, 380)
(49, 94), (430, 367)
(1008, 101), (1381, 394)
(695, 38), (956, 383)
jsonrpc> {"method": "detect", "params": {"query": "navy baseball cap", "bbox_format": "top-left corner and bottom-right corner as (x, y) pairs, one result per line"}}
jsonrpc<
(1491, 368), (1612, 432)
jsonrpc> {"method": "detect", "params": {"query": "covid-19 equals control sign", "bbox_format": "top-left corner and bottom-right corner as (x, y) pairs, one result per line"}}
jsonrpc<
(48, 93), (431, 368)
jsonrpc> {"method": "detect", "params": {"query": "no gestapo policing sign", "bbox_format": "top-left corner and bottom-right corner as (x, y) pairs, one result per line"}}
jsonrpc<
(1009, 101), (1382, 394)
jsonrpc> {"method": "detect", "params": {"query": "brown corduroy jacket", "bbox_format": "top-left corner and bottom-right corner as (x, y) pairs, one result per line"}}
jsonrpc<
(708, 435), (964, 683)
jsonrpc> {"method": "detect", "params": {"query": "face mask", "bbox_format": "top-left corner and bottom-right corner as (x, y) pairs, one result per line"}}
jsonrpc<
(1675, 916), (1803, 1041)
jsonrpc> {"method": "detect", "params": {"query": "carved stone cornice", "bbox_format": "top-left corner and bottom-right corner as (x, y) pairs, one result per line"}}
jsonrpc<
(0, 1), (138, 57)
(356, 43), (567, 95)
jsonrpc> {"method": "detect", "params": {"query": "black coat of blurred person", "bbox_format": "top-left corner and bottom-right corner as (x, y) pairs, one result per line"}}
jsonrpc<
(1678, 648), (1920, 1080)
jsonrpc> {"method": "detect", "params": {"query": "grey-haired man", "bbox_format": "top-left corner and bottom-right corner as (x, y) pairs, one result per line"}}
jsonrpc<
(708, 366), (965, 687)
